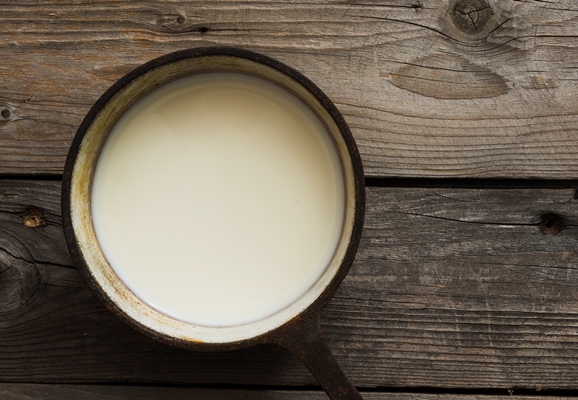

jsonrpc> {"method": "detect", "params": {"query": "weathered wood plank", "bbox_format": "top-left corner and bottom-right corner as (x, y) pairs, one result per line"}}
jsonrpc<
(0, 384), (561, 400)
(0, 181), (577, 389)
(1, 1), (577, 177)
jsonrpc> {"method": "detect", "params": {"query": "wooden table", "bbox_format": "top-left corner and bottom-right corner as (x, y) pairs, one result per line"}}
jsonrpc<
(1, 1), (577, 398)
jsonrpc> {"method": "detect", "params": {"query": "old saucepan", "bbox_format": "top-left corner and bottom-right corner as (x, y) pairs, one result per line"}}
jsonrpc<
(62, 47), (365, 400)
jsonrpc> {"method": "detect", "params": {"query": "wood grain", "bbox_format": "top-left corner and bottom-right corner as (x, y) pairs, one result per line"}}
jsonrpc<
(1, 1), (577, 178)
(0, 384), (563, 400)
(1, 180), (578, 390)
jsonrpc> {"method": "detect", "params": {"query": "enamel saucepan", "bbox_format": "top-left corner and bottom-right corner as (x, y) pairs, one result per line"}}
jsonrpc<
(62, 47), (365, 400)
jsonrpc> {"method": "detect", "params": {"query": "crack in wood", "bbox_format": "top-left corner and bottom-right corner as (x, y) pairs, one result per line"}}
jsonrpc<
(388, 210), (539, 227)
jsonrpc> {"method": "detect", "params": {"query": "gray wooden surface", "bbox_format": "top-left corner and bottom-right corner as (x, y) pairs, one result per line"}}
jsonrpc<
(0, 384), (563, 400)
(1, 0), (578, 398)
(1, 181), (577, 392)
(1, 0), (578, 178)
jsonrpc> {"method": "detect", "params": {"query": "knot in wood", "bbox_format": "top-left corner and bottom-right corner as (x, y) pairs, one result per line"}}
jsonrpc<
(1, 109), (10, 119)
(451, 0), (493, 34)
(22, 206), (45, 228)
(155, 9), (188, 32)
(540, 213), (563, 236)
(0, 250), (41, 311)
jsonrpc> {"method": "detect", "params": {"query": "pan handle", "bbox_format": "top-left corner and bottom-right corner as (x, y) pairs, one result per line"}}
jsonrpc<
(269, 311), (363, 400)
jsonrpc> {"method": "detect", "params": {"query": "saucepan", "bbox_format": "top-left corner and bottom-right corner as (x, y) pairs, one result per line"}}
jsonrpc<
(62, 47), (365, 400)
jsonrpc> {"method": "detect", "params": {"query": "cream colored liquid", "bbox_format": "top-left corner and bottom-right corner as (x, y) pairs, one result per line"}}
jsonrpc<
(92, 73), (344, 327)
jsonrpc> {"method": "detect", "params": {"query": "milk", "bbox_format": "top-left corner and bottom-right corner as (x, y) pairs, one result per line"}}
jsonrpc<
(91, 73), (345, 327)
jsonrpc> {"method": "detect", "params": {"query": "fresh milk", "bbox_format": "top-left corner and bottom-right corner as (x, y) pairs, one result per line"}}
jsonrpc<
(91, 73), (345, 326)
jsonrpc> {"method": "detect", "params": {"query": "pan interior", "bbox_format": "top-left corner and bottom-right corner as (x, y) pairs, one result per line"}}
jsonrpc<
(91, 72), (345, 327)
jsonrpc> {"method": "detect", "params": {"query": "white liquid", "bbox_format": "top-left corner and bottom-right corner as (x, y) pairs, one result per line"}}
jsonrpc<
(92, 73), (344, 327)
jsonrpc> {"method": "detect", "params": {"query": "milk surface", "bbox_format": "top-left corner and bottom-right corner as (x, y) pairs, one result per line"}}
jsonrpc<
(92, 73), (344, 326)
